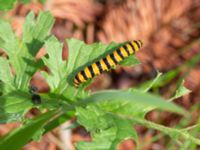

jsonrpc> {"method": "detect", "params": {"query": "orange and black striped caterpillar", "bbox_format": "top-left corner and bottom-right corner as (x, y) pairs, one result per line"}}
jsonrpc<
(73, 40), (143, 87)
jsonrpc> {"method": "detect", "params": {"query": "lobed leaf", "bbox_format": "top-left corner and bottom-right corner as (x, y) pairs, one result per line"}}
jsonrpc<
(76, 106), (138, 150)
(0, 11), (54, 91)
(0, 57), (14, 93)
(0, 91), (33, 123)
(23, 11), (54, 56)
(170, 80), (191, 101)
(56, 39), (140, 99)
(41, 36), (67, 91)
(0, 11), (54, 123)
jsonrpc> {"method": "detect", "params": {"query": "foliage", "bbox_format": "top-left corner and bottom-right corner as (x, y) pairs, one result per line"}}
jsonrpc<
(0, 0), (46, 11)
(0, 0), (16, 10)
(0, 11), (54, 123)
(0, 11), (198, 150)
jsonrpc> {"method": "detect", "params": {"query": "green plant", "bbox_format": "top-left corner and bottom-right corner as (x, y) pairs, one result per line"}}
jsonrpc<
(0, 11), (199, 150)
(0, 0), (45, 11)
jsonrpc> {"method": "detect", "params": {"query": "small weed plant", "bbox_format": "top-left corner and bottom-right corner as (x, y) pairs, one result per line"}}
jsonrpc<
(0, 12), (199, 150)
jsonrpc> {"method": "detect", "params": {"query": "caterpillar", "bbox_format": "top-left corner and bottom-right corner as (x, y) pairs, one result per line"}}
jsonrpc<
(73, 40), (143, 87)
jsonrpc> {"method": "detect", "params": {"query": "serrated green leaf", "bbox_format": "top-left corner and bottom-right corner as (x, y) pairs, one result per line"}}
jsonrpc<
(175, 80), (191, 98)
(172, 80), (191, 100)
(99, 100), (147, 118)
(0, 19), (19, 56)
(0, 20), (9, 36)
(48, 38), (109, 98)
(66, 39), (111, 75)
(76, 106), (138, 150)
(0, 12), (54, 91)
(0, 57), (14, 93)
(0, 57), (13, 84)
(41, 36), (67, 91)
(109, 115), (138, 149)
(76, 128), (115, 150)
(0, 91), (33, 123)
(78, 90), (188, 116)
(0, 110), (59, 150)
(23, 11), (54, 56)
(76, 106), (110, 131)
(56, 39), (140, 99)
(0, 11), (54, 123)
(63, 39), (108, 93)
(0, 0), (16, 10)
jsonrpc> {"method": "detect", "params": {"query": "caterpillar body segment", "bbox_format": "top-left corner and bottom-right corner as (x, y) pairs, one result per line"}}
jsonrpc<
(73, 40), (143, 87)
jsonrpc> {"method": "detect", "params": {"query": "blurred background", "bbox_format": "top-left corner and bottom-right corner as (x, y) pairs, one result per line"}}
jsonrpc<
(0, 0), (200, 149)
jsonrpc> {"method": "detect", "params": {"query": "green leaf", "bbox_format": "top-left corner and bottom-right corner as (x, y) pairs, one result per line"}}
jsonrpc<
(76, 106), (138, 150)
(171, 80), (191, 100)
(44, 111), (72, 134)
(32, 128), (45, 141)
(65, 39), (120, 82)
(0, 57), (13, 84)
(0, 91), (33, 123)
(136, 71), (162, 92)
(0, 0), (16, 10)
(41, 36), (67, 92)
(128, 117), (200, 146)
(23, 11), (54, 56)
(98, 100), (147, 118)
(175, 80), (191, 98)
(40, 0), (46, 3)
(0, 57), (14, 93)
(138, 69), (179, 89)
(21, 0), (31, 4)
(0, 19), (19, 57)
(0, 112), (23, 123)
(63, 39), (108, 93)
(0, 11), (54, 123)
(120, 55), (140, 66)
(57, 39), (140, 99)
(179, 123), (200, 149)
(0, 20), (29, 90)
(78, 90), (188, 116)
(76, 106), (108, 131)
(0, 11), (54, 91)
(0, 110), (59, 150)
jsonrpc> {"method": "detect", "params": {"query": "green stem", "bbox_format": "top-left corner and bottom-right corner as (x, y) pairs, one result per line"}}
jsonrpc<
(127, 117), (200, 145)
